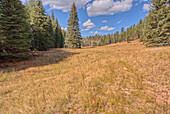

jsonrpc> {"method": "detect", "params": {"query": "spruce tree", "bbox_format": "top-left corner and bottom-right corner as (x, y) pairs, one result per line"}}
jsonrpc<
(119, 27), (124, 42)
(28, 0), (36, 25)
(157, 0), (170, 46)
(51, 11), (55, 21)
(54, 18), (61, 48)
(132, 24), (136, 40)
(0, 0), (31, 61)
(65, 2), (81, 48)
(144, 0), (169, 47)
(31, 0), (50, 51)
(47, 14), (55, 48)
(136, 19), (143, 39)
(127, 27), (130, 43)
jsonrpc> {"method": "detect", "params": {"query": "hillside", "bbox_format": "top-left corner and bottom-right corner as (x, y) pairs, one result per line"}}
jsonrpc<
(0, 41), (169, 113)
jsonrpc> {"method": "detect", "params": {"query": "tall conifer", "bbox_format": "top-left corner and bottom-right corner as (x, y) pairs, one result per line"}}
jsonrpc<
(31, 0), (50, 51)
(0, 0), (31, 60)
(144, 0), (169, 47)
(65, 2), (81, 48)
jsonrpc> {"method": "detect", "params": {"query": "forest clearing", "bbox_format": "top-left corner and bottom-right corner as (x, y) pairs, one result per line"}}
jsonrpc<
(0, 41), (169, 113)
(0, 0), (169, 113)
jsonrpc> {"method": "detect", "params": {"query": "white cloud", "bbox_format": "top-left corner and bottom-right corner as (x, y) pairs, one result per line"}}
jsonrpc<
(102, 20), (107, 23)
(100, 26), (115, 31)
(42, 0), (91, 12)
(87, 0), (133, 17)
(143, 4), (150, 11)
(61, 27), (67, 31)
(89, 31), (101, 34)
(135, 0), (148, 6)
(81, 28), (90, 31)
(82, 19), (95, 31)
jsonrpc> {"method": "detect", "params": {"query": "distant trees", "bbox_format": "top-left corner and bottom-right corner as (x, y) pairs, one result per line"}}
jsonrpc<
(0, 0), (31, 61)
(65, 2), (82, 48)
(82, 0), (169, 47)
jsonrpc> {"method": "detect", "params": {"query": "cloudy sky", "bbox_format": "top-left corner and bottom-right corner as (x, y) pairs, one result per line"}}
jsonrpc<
(21, 0), (151, 37)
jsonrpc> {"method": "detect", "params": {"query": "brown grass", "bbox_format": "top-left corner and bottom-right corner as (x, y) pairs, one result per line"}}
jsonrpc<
(0, 40), (169, 113)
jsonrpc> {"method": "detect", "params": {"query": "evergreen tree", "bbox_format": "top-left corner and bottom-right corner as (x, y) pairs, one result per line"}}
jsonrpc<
(129, 25), (133, 41)
(65, 2), (81, 48)
(132, 24), (136, 40)
(31, 0), (50, 51)
(157, 0), (170, 46)
(62, 29), (67, 45)
(0, 0), (31, 60)
(28, 0), (36, 25)
(127, 27), (130, 43)
(115, 31), (119, 43)
(136, 19), (143, 39)
(51, 11), (55, 21)
(54, 18), (59, 48)
(119, 27), (124, 42)
(144, 0), (170, 47)
(47, 14), (55, 48)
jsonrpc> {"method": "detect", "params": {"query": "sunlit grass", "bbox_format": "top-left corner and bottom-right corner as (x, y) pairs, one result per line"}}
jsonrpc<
(0, 41), (169, 113)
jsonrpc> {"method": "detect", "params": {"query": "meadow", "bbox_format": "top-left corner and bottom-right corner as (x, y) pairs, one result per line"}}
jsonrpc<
(0, 41), (169, 113)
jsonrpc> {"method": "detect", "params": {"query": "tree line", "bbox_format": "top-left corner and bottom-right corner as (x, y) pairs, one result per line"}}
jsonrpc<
(82, 0), (169, 47)
(0, 0), (81, 62)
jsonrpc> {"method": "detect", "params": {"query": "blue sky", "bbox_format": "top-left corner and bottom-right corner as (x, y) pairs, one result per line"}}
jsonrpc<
(21, 0), (151, 37)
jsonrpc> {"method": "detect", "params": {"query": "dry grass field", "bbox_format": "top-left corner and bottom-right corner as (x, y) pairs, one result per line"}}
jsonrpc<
(0, 41), (169, 114)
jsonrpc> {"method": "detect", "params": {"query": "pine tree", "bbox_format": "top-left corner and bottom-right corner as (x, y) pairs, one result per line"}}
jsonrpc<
(31, 0), (50, 51)
(0, 0), (31, 61)
(47, 14), (55, 48)
(54, 18), (61, 48)
(132, 24), (136, 40)
(62, 29), (66, 46)
(130, 25), (133, 41)
(28, 0), (36, 25)
(127, 27), (130, 43)
(144, 0), (169, 47)
(65, 2), (81, 48)
(119, 27), (124, 42)
(157, 0), (170, 46)
(51, 11), (55, 21)
(136, 19), (143, 39)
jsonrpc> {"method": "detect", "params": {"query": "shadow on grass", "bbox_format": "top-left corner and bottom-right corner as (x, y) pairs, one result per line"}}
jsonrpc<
(0, 48), (79, 73)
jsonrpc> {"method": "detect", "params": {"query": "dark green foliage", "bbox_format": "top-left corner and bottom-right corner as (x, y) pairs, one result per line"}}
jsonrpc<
(54, 18), (64, 48)
(51, 11), (55, 21)
(132, 24), (136, 40)
(65, 2), (82, 48)
(47, 14), (55, 48)
(144, 0), (170, 47)
(30, 0), (51, 51)
(127, 27), (130, 43)
(0, 0), (31, 61)
(118, 27), (124, 42)
(26, 0), (64, 50)
(50, 11), (65, 48)
(136, 19), (143, 40)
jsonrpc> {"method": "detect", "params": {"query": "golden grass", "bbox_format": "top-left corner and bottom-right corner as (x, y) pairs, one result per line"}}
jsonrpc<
(0, 41), (169, 113)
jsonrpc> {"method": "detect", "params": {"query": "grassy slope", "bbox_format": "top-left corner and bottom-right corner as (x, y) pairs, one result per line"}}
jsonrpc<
(0, 41), (169, 113)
